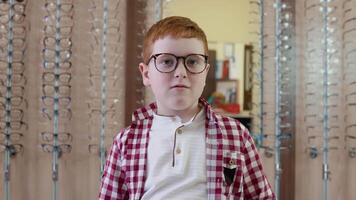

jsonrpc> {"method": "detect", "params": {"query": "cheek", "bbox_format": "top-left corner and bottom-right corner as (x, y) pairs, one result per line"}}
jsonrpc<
(192, 76), (207, 89)
(189, 79), (206, 98)
(150, 75), (170, 91)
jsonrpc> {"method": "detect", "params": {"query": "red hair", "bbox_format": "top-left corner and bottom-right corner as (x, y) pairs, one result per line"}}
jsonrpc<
(143, 16), (208, 64)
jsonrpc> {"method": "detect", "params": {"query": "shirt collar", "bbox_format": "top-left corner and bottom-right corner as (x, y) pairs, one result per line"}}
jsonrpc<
(132, 98), (218, 123)
(152, 106), (205, 126)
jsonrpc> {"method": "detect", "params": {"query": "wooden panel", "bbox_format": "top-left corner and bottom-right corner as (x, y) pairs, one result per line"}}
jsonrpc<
(0, 1), (354, 200)
(0, 0), (129, 199)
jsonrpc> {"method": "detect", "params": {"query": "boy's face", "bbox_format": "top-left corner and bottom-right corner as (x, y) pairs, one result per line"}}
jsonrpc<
(139, 36), (209, 116)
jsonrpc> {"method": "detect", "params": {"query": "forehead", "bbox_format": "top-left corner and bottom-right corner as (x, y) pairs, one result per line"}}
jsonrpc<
(151, 36), (205, 56)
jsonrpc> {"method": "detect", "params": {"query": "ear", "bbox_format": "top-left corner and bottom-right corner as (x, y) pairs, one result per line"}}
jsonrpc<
(203, 64), (211, 86)
(139, 62), (150, 86)
(205, 63), (210, 73)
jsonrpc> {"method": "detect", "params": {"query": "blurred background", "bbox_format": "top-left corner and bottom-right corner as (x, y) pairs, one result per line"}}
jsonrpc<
(0, 0), (355, 199)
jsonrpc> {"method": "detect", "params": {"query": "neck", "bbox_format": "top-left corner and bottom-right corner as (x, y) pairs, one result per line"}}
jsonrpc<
(156, 103), (201, 123)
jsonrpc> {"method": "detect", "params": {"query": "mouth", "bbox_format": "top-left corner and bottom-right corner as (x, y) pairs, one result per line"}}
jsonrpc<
(171, 84), (189, 89)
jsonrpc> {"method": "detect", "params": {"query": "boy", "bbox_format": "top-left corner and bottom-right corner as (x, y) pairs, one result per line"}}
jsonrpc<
(99, 16), (275, 200)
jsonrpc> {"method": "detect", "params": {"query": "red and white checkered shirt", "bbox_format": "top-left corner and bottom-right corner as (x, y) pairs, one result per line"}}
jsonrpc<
(99, 99), (275, 200)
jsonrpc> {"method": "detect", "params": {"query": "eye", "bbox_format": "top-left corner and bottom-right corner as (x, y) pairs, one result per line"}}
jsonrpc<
(161, 58), (174, 66)
(186, 58), (198, 66)
(156, 54), (176, 67)
(186, 55), (204, 67)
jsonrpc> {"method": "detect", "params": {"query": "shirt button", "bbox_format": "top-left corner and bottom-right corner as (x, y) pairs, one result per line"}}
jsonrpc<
(177, 129), (182, 134)
(176, 148), (181, 154)
(229, 160), (236, 166)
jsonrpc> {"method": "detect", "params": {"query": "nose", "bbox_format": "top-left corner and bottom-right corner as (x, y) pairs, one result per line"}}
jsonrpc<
(174, 59), (187, 78)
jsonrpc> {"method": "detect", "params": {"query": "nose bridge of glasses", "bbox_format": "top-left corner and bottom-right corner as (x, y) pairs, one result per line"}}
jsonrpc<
(174, 56), (189, 74)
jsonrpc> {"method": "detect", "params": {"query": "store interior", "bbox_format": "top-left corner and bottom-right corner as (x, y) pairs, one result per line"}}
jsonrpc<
(0, 0), (355, 199)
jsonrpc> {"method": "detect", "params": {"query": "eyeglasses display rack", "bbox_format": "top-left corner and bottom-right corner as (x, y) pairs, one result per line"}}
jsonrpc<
(87, 0), (122, 176)
(250, 0), (266, 150)
(41, 0), (74, 199)
(303, 0), (344, 199)
(250, 0), (295, 199)
(343, 0), (356, 160)
(0, 0), (27, 200)
(273, 1), (294, 199)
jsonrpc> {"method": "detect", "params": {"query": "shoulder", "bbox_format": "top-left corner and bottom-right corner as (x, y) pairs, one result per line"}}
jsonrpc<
(212, 112), (253, 149)
(111, 101), (156, 149)
(113, 117), (153, 148)
(213, 112), (249, 135)
(203, 97), (250, 140)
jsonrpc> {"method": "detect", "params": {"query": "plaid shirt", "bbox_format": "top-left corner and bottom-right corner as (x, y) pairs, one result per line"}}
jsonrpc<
(99, 99), (275, 200)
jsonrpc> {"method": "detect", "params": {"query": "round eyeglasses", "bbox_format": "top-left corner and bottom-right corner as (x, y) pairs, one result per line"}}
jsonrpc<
(147, 53), (208, 74)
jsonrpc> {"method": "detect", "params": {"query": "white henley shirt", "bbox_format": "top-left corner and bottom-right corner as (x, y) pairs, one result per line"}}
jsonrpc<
(141, 108), (207, 200)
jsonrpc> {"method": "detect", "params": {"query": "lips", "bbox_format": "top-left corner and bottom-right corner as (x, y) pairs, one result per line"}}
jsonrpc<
(171, 84), (189, 89)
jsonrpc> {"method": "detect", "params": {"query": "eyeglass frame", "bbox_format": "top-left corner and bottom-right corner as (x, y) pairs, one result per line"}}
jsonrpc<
(0, 131), (23, 142)
(43, 60), (72, 71)
(0, 95), (27, 106)
(0, 143), (23, 156)
(41, 95), (71, 107)
(40, 131), (72, 143)
(40, 143), (72, 157)
(42, 71), (71, 84)
(43, 25), (72, 37)
(0, 107), (24, 120)
(147, 53), (209, 74)
(0, 61), (25, 74)
(0, 120), (28, 130)
(41, 107), (72, 121)
(42, 83), (71, 96)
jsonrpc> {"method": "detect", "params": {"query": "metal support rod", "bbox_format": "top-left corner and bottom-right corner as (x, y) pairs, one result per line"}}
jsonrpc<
(155, 0), (163, 22)
(51, 0), (62, 199)
(3, 0), (15, 199)
(321, 0), (330, 200)
(274, 1), (282, 199)
(3, 151), (10, 200)
(258, 0), (265, 148)
(99, 0), (109, 176)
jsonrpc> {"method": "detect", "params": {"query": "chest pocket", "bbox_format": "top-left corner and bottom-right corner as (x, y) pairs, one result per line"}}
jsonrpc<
(222, 152), (244, 198)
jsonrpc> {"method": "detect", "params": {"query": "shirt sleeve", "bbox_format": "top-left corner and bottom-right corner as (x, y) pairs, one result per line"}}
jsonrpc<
(99, 135), (128, 200)
(241, 128), (275, 200)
